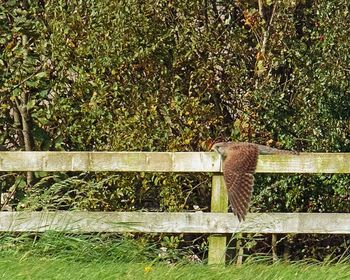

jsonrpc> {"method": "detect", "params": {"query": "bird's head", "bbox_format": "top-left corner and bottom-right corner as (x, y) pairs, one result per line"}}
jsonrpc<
(210, 142), (231, 158)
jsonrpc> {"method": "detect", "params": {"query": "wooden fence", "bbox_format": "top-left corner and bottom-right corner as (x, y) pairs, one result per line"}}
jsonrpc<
(0, 151), (349, 264)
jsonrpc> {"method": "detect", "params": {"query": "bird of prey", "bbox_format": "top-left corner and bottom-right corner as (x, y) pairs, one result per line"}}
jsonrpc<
(211, 142), (298, 222)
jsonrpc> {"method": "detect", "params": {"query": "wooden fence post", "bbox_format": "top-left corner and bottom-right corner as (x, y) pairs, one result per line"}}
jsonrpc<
(236, 233), (244, 265)
(272, 233), (278, 263)
(208, 175), (228, 265)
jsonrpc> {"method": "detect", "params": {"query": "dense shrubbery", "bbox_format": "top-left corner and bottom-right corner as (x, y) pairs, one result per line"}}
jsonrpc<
(0, 0), (349, 260)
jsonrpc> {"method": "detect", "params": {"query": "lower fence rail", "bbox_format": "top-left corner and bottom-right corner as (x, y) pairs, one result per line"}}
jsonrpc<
(1, 211), (349, 234)
(2, 211), (349, 265)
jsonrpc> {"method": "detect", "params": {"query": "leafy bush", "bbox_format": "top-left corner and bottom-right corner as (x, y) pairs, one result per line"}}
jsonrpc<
(0, 0), (349, 261)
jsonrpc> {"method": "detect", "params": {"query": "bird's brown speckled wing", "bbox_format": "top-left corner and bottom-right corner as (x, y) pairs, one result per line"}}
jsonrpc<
(222, 144), (259, 221)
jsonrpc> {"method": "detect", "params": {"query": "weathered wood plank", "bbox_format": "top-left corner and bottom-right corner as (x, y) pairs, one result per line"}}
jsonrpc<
(0, 212), (349, 234)
(208, 175), (228, 264)
(0, 152), (219, 172)
(257, 153), (350, 174)
(0, 152), (349, 173)
(210, 176), (228, 212)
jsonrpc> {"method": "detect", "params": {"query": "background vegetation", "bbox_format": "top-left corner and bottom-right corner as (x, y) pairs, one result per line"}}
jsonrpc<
(0, 0), (349, 262)
(0, 232), (349, 279)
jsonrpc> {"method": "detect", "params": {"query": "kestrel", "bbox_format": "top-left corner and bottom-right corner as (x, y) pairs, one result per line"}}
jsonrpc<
(211, 142), (297, 221)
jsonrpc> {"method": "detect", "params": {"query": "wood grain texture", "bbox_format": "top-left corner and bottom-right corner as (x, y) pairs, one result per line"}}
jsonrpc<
(257, 153), (350, 173)
(0, 152), (219, 172)
(210, 176), (228, 212)
(0, 152), (349, 173)
(0, 212), (349, 234)
(208, 175), (228, 264)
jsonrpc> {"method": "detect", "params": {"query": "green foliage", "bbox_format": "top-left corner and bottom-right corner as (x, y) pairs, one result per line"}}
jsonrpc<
(0, 233), (349, 279)
(20, 172), (210, 213)
(0, 232), (154, 263)
(253, 174), (350, 213)
(0, 0), (349, 261)
(0, 232), (203, 265)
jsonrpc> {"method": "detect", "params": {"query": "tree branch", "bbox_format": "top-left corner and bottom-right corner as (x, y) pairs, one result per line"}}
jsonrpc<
(260, 2), (277, 57)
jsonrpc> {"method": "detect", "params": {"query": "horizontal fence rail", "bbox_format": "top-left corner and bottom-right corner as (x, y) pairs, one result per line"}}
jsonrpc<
(0, 152), (350, 173)
(0, 212), (349, 234)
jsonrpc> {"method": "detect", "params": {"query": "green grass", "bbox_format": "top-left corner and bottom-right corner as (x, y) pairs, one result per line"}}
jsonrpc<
(0, 232), (349, 280)
(1, 256), (350, 280)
